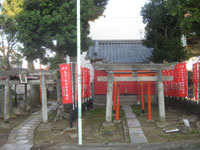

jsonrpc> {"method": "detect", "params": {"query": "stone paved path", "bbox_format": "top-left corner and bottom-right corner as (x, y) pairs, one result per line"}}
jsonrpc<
(0, 101), (57, 150)
(122, 105), (148, 144)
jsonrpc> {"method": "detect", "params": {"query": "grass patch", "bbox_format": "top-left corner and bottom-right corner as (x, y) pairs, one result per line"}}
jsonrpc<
(87, 107), (106, 124)
(87, 106), (126, 123)
(132, 105), (141, 116)
(119, 107), (126, 120)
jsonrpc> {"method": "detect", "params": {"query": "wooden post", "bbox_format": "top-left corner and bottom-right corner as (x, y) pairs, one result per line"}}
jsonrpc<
(4, 76), (10, 122)
(41, 75), (48, 123)
(154, 81), (158, 105)
(141, 81), (145, 113)
(137, 82), (140, 104)
(71, 63), (75, 110)
(148, 81), (152, 120)
(56, 79), (61, 105)
(0, 89), (4, 117)
(116, 83), (120, 121)
(9, 88), (13, 117)
(158, 69), (166, 122)
(24, 84), (27, 112)
(14, 85), (17, 106)
(105, 71), (113, 123)
(113, 81), (117, 111)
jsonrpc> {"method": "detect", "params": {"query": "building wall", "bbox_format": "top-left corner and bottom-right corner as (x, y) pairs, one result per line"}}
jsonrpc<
(94, 70), (156, 95)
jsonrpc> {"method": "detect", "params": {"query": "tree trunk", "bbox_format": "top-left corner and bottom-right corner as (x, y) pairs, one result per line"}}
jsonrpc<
(164, 28), (168, 39)
(57, 50), (65, 63)
(198, 39), (200, 52)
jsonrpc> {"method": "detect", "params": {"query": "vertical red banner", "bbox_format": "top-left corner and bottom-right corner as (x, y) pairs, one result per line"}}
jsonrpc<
(81, 67), (84, 99)
(83, 68), (88, 98)
(74, 66), (91, 100)
(178, 63), (187, 97)
(59, 64), (73, 104)
(198, 63), (200, 100)
(174, 65), (179, 97)
(75, 64), (78, 101)
(166, 70), (170, 96)
(169, 69), (174, 96)
(87, 69), (91, 97)
(174, 63), (187, 98)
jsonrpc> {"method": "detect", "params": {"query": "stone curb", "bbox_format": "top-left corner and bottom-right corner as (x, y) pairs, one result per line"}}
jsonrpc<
(50, 140), (200, 150)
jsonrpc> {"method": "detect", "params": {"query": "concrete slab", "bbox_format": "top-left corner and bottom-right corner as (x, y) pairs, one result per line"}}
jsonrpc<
(15, 136), (28, 140)
(130, 133), (148, 143)
(122, 106), (132, 111)
(122, 105), (148, 144)
(0, 144), (32, 150)
(127, 119), (141, 128)
(16, 140), (29, 144)
(124, 108), (132, 111)
(129, 127), (144, 134)
(125, 113), (136, 119)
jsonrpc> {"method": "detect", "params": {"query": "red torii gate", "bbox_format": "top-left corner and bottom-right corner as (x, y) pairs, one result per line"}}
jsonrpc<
(112, 71), (156, 120)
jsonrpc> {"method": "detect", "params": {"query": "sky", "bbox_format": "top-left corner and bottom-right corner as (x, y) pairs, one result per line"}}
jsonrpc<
(89, 0), (149, 40)
(1, 0), (150, 68)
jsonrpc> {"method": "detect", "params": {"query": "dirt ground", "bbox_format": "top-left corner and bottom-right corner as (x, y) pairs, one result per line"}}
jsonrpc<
(133, 104), (200, 143)
(33, 104), (200, 149)
(1, 102), (199, 149)
(34, 106), (128, 149)
(0, 113), (30, 147)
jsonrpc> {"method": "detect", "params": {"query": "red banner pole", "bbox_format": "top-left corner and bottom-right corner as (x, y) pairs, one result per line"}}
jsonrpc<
(116, 83), (120, 121)
(141, 81), (145, 113)
(113, 81), (117, 111)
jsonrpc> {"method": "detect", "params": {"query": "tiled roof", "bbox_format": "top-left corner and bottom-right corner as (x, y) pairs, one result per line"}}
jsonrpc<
(86, 40), (152, 64)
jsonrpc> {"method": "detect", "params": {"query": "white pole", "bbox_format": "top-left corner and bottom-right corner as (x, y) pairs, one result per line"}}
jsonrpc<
(77, 0), (82, 145)
(197, 63), (199, 104)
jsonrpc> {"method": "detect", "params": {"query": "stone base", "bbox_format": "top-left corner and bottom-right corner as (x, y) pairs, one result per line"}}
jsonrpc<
(146, 120), (154, 123)
(102, 122), (115, 128)
(114, 120), (121, 124)
(179, 125), (191, 134)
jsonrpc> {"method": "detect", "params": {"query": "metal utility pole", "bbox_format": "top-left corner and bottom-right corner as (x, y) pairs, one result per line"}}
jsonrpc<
(77, 0), (82, 145)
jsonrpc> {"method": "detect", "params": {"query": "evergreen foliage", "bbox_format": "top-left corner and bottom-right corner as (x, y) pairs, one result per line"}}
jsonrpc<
(0, 12), (22, 70)
(3, 0), (108, 67)
(141, 0), (188, 63)
(166, 0), (200, 50)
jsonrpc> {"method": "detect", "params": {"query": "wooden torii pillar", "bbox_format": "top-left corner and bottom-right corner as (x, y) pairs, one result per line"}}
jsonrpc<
(94, 63), (177, 123)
